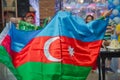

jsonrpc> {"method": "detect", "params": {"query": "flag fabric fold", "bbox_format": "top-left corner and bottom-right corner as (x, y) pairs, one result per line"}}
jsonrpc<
(0, 46), (21, 80)
(0, 11), (108, 80)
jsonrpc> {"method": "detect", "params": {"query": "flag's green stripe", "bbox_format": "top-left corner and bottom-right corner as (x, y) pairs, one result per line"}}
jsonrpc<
(0, 46), (91, 80)
(0, 46), (21, 80)
(17, 62), (91, 80)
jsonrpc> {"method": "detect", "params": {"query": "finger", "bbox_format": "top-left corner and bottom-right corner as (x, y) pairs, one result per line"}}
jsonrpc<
(110, 9), (113, 12)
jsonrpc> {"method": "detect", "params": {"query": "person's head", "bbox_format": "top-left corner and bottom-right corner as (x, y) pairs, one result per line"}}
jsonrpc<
(24, 12), (35, 24)
(85, 15), (94, 23)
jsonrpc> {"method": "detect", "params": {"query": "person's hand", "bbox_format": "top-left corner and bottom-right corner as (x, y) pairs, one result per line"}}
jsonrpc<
(102, 9), (113, 18)
(102, 40), (110, 47)
(10, 17), (21, 23)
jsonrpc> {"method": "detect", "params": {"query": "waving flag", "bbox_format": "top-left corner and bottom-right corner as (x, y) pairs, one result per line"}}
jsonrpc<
(0, 11), (108, 80)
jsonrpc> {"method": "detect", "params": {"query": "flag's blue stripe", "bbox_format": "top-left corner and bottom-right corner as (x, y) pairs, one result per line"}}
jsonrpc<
(9, 11), (108, 52)
(36, 11), (108, 41)
(9, 24), (42, 52)
(36, 16), (107, 41)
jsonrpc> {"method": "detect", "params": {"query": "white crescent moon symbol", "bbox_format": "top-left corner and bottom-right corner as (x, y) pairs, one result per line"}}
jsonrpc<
(44, 37), (61, 62)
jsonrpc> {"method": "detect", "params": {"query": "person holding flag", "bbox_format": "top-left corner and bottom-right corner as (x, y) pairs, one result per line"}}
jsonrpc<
(10, 12), (42, 31)
(84, 9), (113, 73)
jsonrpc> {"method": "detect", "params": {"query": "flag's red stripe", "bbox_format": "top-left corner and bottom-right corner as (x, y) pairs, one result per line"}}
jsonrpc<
(2, 36), (102, 68)
(1, 35), (12, 55)
(9, 36), (102, 68)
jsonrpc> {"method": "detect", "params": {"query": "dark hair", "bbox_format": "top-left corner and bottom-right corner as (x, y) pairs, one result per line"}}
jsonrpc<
(21, 12), (35, 18)
(21, 12), (35, 21)
(85, 15), (94, 23)
(25, 12), (35, 18)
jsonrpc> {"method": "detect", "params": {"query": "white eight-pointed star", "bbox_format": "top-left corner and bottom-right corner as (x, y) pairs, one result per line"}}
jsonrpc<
(68, 46), (75, 56)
